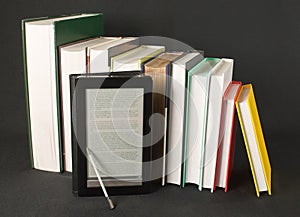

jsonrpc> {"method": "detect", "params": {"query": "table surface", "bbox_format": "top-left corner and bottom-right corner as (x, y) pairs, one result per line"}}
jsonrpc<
(1, 129), (299, 217)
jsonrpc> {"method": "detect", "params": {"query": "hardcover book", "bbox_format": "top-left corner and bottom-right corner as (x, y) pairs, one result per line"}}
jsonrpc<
(143, 52), (184, 185)
(22, 13), (104, 172)
(200, 58), (233, 192)
(214, 81), (242, 191)
(182, 58), (220, 188)
(236, 84), (271, 197)
(166, 51), (204, 186)
(59, 37), (122, 172)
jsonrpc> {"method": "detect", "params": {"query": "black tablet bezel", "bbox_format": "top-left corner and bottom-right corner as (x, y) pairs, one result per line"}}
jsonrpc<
(71, 73), (154, 196)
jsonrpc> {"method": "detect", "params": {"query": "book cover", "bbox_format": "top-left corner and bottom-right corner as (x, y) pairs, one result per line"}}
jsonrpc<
(236, 84), (271, 197)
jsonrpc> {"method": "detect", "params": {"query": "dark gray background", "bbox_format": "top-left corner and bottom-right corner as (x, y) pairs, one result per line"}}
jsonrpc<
(1, 0), (299, 216)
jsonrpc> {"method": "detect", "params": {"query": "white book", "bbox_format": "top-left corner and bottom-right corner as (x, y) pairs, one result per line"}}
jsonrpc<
(237, 86), (269, 193)
(200, 59), (233, 192)
(60, 37), (123, 172)
(23, 14), (102, 172)
(183, 58), (220, 186)
(110, 45), (165, 72)
(166, 52), (204, 185)
(89, 37), (139, 73)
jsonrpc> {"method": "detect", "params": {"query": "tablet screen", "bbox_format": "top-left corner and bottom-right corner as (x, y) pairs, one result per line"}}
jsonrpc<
(86, 88), (144, 187)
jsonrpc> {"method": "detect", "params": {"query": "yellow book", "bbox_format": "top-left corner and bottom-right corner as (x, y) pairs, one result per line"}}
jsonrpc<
(236, 84), (271, 197)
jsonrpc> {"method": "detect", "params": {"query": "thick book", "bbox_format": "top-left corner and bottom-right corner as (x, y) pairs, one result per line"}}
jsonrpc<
(70, 72), (162, 196)
(59, 37), (123, 172)
(236, 84), (271, 197)
(143, 52), (184, 186)
(214, 81), (242, 192)
(110, 45), (165, 72)
(166, 51), (204, 186)
(22, 13), (104, 172)
(182, 58), (220, 188)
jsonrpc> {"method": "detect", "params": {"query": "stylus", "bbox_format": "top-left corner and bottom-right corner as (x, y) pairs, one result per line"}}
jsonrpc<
(87, 149), (115, 210)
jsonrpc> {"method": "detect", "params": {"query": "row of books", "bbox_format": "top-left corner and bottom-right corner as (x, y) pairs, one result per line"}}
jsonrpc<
(22, 13), (271, 197)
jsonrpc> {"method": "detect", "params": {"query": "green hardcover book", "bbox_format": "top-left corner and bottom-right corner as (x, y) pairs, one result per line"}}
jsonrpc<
(22, 13), (104, 172)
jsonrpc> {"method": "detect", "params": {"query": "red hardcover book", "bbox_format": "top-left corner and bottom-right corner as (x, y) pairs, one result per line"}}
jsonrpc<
(214, 81), (242, 191)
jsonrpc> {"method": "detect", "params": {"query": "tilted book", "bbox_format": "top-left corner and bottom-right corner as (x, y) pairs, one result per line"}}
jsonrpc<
(214, 81), (242, 192)
(236, 84), (271, 197)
